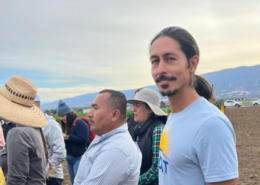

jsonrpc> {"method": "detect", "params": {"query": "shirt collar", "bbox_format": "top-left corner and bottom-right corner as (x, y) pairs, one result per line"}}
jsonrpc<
(94, 123), (128, 143)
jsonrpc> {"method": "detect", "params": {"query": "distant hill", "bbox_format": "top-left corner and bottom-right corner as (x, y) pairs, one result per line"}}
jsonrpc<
(41, 65), (260, 110)
(41, 85), (167, 110)
(203, 65), (260, 99)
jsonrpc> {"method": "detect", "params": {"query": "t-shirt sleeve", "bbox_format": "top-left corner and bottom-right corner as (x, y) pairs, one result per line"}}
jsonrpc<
(192, 116), (238, 183)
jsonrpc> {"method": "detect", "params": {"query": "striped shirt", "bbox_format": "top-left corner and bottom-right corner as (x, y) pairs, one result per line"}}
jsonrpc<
(74, 123), (142, 185)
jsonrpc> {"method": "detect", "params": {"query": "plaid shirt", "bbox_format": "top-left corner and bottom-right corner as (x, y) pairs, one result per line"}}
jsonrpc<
(137, 125), (164, 185)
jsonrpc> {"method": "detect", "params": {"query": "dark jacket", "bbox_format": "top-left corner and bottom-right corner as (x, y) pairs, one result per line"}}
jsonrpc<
(65, 118), (90, 157)
(6, 126), (47, 185)
(0, 122), (16, 177)
(127, 114), (137, 139)
(1, 122), (16, 141)
(131, 115), (165, 185)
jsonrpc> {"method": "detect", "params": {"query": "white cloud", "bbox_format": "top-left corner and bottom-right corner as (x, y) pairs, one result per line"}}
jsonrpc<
(1, 0), (260, 101)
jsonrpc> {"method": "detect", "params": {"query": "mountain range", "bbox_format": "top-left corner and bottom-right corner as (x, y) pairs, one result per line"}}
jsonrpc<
(41, 65), (260, 110)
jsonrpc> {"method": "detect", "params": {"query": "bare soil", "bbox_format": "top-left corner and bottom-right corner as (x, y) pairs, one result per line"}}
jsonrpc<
(62, 162), (71, 185)
(226, 106), (260, 185)
(62, 106), (260, 185)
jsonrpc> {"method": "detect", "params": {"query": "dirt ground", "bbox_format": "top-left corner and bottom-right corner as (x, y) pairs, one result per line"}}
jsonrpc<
(226, 106), (260, 185)
(62, 106), (260, 185)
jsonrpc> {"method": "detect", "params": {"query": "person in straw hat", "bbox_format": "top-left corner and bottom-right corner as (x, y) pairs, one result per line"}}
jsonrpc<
(127, 88), (167, 185)
(0, 76), (48, 185)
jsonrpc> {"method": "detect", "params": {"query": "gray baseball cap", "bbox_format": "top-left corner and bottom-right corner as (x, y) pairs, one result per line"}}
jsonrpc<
(127, 88), (167, 116)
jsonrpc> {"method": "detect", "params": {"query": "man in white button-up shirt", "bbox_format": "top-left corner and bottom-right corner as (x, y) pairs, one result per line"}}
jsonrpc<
(74, 89), (142, 185)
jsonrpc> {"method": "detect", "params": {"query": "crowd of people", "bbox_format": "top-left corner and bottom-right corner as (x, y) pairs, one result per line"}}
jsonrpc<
(0, 26), (238, 185)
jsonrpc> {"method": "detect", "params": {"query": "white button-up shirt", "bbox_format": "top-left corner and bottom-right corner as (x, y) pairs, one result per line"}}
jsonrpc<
(74, 123), (142, 185)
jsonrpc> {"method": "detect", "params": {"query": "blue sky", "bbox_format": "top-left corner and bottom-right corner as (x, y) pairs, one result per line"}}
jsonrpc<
(1, 0), (260, 102)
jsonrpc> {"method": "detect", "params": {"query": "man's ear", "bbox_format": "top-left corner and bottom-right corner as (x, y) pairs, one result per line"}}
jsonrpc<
(189, 55), (199, 73)
(111, 109), (120, 122)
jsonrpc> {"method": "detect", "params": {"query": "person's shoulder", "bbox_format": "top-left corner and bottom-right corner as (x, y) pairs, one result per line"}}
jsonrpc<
(8, 126), (37, 140)
(205, 102), (230, 123)
(46, 117), (61, 127)
(44, 121), (62, 135)
(45, 114), (59, 123)
(75, 118), (89, 128)
(42, 115), (60, 130)
(11, 126), (34, 132)
(115, 134), (139, 154)
(76, 118), (86, 124)
(194, 98), (228, 120)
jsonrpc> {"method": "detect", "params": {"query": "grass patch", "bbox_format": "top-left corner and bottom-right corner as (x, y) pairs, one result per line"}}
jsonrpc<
(242, 101), (253, 106)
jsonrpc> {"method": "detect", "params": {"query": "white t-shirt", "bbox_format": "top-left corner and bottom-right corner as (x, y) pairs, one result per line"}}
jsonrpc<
(159, 97), (238, 184)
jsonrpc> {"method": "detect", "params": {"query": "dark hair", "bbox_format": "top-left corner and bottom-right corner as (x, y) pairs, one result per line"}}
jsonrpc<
(194, 75), (214, 101)
(99, 89), (127, 121)
(144, 102), (151, 110)
(61, 112), (77, 133)
(150, 26), (200, 68)
(135, 87), (144, 94)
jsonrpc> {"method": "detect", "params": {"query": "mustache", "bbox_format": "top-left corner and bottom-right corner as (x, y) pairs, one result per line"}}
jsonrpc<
(155, 75), (177, 83)
(88, 118), (94, 124)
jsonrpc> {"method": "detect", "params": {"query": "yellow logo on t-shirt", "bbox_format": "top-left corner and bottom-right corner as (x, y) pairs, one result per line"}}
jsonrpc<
(160, 128), (172, 157)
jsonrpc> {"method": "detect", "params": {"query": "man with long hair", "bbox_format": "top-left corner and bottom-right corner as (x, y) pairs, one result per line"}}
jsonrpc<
(149, 27), (238, 185)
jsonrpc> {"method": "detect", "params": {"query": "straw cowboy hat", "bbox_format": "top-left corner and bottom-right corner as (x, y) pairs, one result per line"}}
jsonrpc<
(127, 88), (167, 117)
(0, 76), (47, 128)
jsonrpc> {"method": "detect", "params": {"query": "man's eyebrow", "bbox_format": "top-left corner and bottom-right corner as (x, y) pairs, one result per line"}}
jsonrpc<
(150, 55), (158, 60)
(163, 52), (178, 57)
(91, 103), (98, 108)
(150, 52), (178, 60)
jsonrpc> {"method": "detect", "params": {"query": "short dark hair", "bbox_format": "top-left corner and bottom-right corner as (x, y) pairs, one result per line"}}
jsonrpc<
(150, 26), (200, 68)
(194, 75), (214, 101)
(99, 89), (127, 121)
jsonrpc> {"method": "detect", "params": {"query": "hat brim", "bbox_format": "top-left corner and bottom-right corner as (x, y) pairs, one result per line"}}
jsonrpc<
(0, 92), (47, 128)
(127, 98), (167, 117)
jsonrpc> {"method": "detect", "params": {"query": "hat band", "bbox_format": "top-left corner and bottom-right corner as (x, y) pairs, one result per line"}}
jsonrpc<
(5, 83), (35, 100)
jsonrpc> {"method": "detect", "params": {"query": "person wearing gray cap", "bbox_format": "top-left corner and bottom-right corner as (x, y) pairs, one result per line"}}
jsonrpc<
(127, 88), (167, 185)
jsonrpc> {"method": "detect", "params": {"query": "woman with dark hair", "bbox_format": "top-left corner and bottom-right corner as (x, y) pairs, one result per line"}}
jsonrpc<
(57, 100), (89, 184)
(127, 87), (143, 138)
(127, 88), (167, 185)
